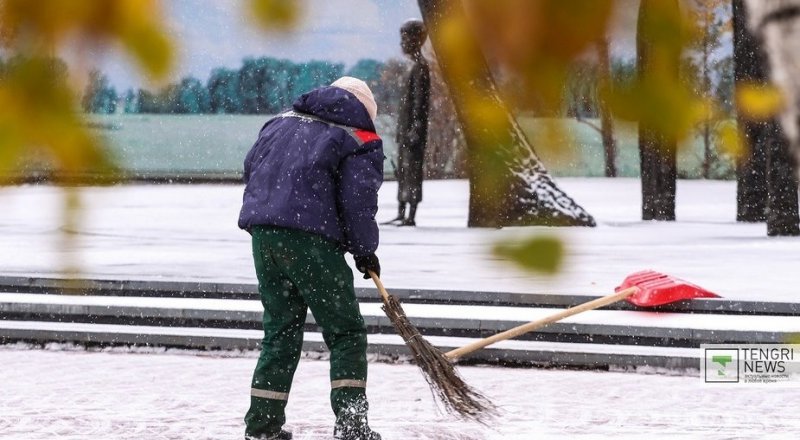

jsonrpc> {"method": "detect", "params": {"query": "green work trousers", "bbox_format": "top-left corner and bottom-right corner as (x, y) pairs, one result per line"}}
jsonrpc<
(244, 226), (370, 438)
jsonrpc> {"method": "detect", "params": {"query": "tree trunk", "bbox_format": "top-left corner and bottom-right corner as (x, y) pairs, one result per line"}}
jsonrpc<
(744, 0), (800, 175)
(417, 0), (595, 227)
(700, 30), (711, 180)
(637, 0), (678, 221)
(596, 38), (617, 178)
(736, 0), (800, 235)
(765, 121), (800, 236)
(702, 121), (711, 179)
(733, 0), (767, 222)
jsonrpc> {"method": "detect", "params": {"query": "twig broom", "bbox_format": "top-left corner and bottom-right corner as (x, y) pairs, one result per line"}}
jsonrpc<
(368, 271), (496, 421)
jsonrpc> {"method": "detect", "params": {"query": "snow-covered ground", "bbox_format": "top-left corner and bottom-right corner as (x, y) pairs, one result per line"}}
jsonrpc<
(2, 179), (799, 439)
(0, 178), (798, 302)
(1, 344), (797, 440)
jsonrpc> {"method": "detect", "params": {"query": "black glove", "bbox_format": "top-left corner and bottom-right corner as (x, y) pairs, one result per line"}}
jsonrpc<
(354, 254), (380, 279)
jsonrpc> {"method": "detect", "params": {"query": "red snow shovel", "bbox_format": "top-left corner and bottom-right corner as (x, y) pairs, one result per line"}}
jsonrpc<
(445, 270), (719, 360)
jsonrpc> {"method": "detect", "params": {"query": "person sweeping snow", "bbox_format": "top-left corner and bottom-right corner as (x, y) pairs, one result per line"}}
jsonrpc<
(238, 77), (383, 440)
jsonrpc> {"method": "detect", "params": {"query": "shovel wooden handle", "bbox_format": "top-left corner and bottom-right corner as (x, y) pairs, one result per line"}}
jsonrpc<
(368, 271), (390, 302)
(445, 286), (639, 361)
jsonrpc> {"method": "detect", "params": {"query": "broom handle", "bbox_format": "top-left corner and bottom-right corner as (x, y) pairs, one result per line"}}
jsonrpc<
(368, 271), (390, 302)
(445, 287), (639, 360)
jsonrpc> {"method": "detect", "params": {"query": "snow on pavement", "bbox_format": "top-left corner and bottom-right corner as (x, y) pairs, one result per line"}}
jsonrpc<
(0, 178), (798, 303)
(0, 345), (797, 440)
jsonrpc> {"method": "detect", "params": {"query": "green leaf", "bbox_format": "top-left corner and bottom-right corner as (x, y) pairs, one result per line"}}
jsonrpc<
(493, 236), (565, 275)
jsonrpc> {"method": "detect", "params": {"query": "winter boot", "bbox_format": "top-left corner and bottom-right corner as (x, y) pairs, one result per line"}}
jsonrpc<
(245, 430), (292, 440)
(399, 203), (417, 226)
(380, 204), (406, 225)
(333, 418), (382, 440)
(332, 389), (381, 440)
(380, 216), (404, 225)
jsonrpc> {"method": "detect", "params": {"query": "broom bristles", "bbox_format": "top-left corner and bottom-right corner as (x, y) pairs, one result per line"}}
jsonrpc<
(381, 294), (497, 422)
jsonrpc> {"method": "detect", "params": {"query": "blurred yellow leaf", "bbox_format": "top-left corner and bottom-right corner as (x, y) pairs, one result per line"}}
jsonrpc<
(438, 14), (481, 84)
(603, 0), (707, 145)
(248, 0), (302, 31)
(466, 0), (612, 68)
(0, 57), (117, 182)
(1, 57), (114, 279)
(119, 23), (173, 80)
(466, 95), (506, 134)
(0, 0), (91, 45)
(493, 236), (564, 275)
(0, 0), (168, 185)
(0, 0), (174, 80)
(609, 80), (708, 143)
(717, 122), (745, 160)
(465, 0), (613, 110)
(60, 187), (83, 277)
(737, 84), (785, 120)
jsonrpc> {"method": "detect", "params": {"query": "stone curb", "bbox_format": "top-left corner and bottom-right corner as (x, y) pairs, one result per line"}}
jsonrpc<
(1, 300), (793, 346)
(0, 322), (701, 370)
(1, 276), (799, 316)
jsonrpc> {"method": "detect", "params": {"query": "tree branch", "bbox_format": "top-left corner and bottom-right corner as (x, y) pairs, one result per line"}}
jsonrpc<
(575, 114), (603, 135)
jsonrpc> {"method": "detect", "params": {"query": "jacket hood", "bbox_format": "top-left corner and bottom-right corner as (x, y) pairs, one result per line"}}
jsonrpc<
(292, 86), (376, 132)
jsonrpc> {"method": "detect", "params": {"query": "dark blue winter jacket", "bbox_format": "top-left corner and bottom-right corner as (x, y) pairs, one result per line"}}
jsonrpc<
(238, 86), (383, 257)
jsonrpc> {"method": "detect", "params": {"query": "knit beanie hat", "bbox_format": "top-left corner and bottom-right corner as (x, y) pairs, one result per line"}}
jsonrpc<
(331, 76), (378, 121)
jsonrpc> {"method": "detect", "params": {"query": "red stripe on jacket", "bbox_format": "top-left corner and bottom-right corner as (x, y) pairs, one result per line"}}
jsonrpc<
(354, 130), (380, 144)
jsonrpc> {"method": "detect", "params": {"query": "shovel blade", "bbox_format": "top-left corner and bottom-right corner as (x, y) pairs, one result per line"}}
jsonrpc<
(616, 270), (720, 307)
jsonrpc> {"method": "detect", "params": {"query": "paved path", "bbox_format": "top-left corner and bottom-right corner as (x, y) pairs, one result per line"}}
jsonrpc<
(1, 346), (797, 440)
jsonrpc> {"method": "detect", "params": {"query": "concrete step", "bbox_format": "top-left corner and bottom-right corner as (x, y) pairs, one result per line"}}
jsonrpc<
(2, 293), (798, 348)
(0, 319), (701, 370)
(2, 276), (799, 315)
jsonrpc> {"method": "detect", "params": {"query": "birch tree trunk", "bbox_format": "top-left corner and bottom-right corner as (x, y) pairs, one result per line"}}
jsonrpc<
(744, 0), (800, 173)
(417, 0), (596, 227)
(741, 0), (800, 236)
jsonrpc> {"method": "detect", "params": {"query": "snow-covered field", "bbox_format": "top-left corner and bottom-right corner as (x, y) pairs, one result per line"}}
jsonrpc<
(0, 178), (798, 302)
(1, 344), (797, 440)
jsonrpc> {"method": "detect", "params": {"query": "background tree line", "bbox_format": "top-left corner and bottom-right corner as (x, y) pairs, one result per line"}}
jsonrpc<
(79, 54), (731, 120)
(82, 57), (401, 116)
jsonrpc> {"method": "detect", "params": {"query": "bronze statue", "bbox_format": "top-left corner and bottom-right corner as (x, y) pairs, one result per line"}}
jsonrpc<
(384, 19), (430, 227)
